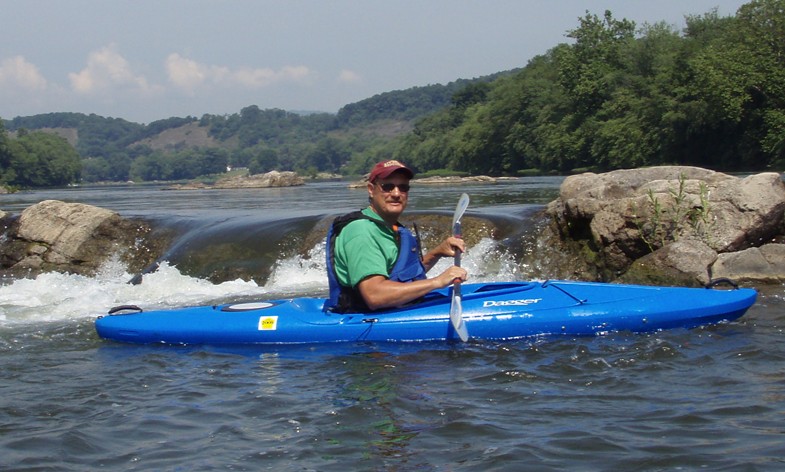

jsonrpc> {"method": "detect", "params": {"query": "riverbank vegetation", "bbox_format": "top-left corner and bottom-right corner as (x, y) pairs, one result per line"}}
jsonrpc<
(395, 0), (784, 175)
(1, 0), (782, 188)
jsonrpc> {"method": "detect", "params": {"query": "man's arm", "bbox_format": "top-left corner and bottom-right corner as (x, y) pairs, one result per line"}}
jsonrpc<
(357, 265), (467, 311)
(421, 236), (466, 272)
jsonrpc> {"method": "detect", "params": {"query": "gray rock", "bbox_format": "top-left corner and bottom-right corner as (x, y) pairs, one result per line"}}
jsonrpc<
(711, 243), (785, 283)
(708, 173), (785, 251)
(212, 170), (304, 189)
(415, 175), (498, 185)
(163, 171), (305, 190)
(1, 200), (163, 278)
(621, 239), (717, 287)
(17, 200), (117, 265)
(544, 166), (785, 285)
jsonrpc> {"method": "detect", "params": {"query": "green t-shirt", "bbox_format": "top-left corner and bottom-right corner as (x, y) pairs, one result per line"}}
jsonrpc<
(334, 207), (399, 288)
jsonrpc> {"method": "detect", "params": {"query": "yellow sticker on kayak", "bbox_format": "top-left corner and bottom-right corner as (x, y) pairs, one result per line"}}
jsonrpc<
(258, 316), (278, 331)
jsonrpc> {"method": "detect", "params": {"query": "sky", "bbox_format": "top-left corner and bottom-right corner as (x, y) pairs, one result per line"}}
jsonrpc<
(1, 0), (748, 124)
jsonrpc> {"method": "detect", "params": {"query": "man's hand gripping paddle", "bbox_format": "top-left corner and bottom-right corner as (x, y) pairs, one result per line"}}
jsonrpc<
(450, 193), (470, 342)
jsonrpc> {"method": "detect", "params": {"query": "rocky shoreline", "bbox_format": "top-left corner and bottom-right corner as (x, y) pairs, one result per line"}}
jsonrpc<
(347, 174), (507, 188)
(1, 166), (783, 285)
(164, 170), (305, 190)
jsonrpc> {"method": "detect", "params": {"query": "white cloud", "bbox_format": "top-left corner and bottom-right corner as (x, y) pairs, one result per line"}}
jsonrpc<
(165, 53), (212, 93)
(234, 64), (311, 87)
(0, 56), (48, 91)
(337, 69), (362, 84)
(68, 45), (156, 95)
(165, 53), (313, 94)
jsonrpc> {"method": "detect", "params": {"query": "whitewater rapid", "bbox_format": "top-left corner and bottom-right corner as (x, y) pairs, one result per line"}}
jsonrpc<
(0, 237), (518, 327)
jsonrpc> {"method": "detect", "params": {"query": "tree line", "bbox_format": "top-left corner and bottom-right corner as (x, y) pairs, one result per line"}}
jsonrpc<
(0, 126), (80, 188)
(1, 0), (782, 188)
(1, 76), (490, 187)
(393, 0), (785, 175)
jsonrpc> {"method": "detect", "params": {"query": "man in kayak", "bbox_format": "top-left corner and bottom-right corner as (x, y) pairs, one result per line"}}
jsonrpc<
(324, 159), (468, 313)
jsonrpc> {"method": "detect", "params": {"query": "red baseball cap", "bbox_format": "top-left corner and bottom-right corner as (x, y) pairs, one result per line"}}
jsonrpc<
(368, 159), (414, 182)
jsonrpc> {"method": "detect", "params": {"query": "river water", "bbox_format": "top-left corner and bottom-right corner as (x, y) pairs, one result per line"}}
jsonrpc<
(1, 178), (784, 471)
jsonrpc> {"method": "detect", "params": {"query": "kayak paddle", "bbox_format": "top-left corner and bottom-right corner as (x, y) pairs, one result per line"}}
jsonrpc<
(449, 193), (470, 342)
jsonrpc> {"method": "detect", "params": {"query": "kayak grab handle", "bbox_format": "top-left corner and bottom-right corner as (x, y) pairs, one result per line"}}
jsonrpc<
(705, 278), (739, 289)
(540, 280), (587, 304)
(107, 305), (143, 315)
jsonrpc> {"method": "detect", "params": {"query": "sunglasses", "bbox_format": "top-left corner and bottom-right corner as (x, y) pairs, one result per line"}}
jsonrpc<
(377, 182), (411, 193)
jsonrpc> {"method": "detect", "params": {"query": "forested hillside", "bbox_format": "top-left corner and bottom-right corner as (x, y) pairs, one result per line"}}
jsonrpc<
(1, 76), (508, 186)
(1, 0), (783, 188)
(394, 0), (785, 175)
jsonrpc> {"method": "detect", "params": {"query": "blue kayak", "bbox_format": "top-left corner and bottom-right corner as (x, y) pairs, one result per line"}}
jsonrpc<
(95, 280), (757, 345)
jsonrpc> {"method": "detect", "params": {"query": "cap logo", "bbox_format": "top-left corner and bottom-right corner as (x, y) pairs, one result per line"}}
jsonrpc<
(383, 160), (404, 168)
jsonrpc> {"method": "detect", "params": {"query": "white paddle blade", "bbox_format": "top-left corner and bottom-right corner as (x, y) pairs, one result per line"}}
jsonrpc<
(452, 193), (470, 228)
(449, 192), (470, 342)
(449, 293), (469, 342)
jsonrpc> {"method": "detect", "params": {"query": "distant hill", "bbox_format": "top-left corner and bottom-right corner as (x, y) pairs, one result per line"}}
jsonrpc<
(131, 121), (223, 152)
(5, 2), (780, 183)
(4, 71), (518, 161)
(335, 71), (516, 126)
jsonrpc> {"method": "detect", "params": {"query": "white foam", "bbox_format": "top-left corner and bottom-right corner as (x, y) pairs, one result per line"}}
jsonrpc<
(267, 241), (330, 294)
(0, 259), (265, 326)
(0, 237), (522, 327)
(266, 236), (519, 292)
(427, 237), (520, 283)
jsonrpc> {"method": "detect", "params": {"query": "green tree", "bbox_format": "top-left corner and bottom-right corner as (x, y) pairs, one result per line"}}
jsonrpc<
(130, 152), (168, 181)
(303, 137), (349, 173)
(81, 157), (111, 182)
(0, 120), (13, 185)
(5, 132), (81, 187)
(687, 0), (785, 168)
(248, 147), (279, 174)
(556, 10), (636, 115)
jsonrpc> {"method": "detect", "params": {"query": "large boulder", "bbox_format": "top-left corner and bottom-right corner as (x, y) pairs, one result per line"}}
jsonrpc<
(545, 166), (785, 284)
(0, 200), (164, 277)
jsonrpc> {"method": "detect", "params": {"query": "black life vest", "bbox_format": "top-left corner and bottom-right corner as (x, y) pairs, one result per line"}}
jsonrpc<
(323, 211), (426, 313)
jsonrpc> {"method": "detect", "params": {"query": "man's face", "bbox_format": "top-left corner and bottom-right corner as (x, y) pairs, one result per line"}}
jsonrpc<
(367, 172), (410, 223)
